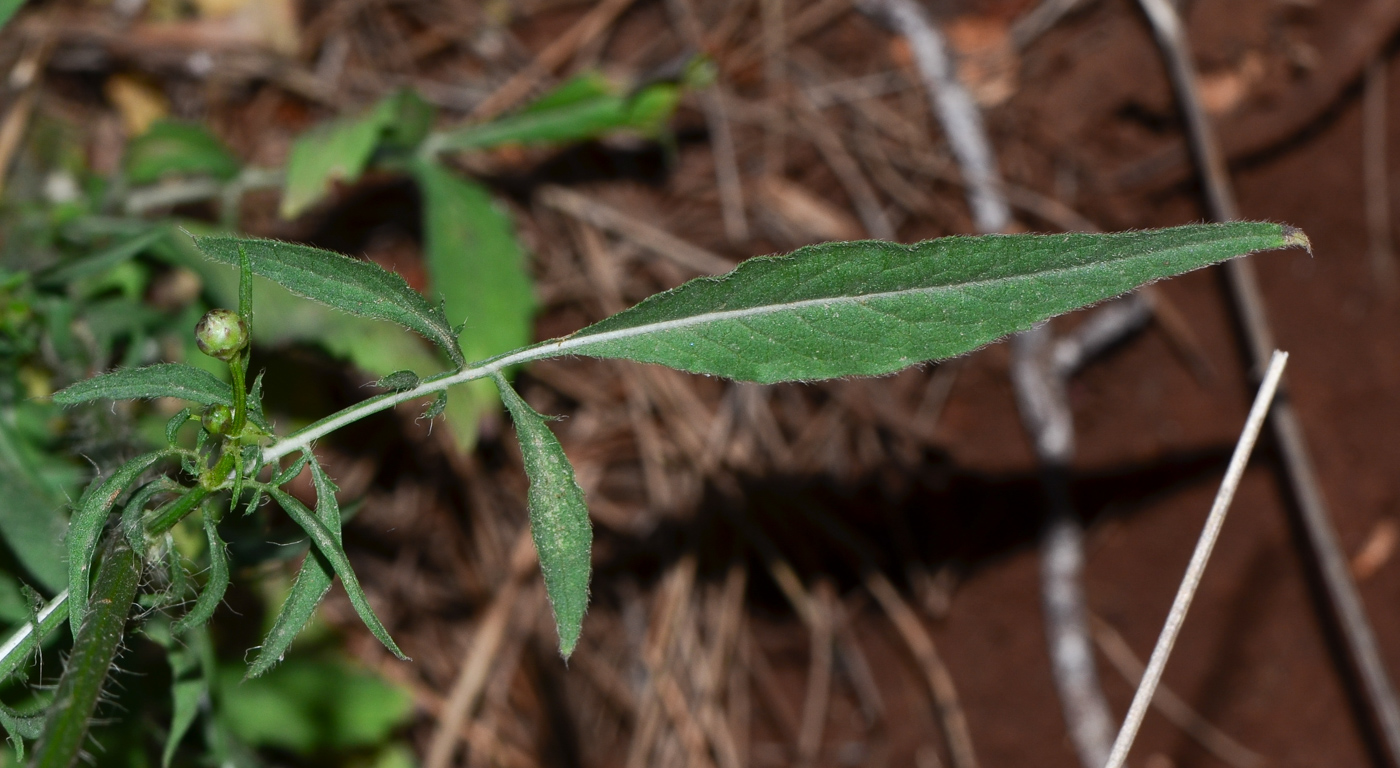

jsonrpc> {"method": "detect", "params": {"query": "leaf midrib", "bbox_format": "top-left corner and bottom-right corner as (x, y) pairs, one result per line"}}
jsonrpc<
(563, 240), (1228, 350)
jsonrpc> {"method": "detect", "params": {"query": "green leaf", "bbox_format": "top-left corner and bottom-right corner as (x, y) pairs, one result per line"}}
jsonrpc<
(218, 656), (412, 753)
(36, 226), (168, 287)
(125, 120), (240, 185)
(0, 416), (68, 593)
(193, 235), (466, 367)
(0, 0), (24, 29)
(67, 451), (171, 636)
(416, 161), (534, 449)
(427, 72), (684, 155)
(556, 223), (1307, 383)
(0, 592), (67, 685)
(374, 370), (419, 392)
(280, 112), (385, 220)
(495, 376), (590, 658)
(279, 90), (430, 219)
(247, 459), (339, 678)
(266, 486), (407, 660)
(0, 701), (44, 760)
(172, 505), (229, 635)
(53, 363), (234, 407)
(161, 628), (208, 768)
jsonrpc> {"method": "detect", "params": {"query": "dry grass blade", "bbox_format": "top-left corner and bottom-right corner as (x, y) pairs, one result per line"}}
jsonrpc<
(468, 0), (640, 121)
(866, 571), (979, 768)
(1364, 55), (1398, 293)
(1090, 615), (1265, 768)
(1137, 0), (1400, 759)
(796, 581), (835, 767)
(538, 185), (734, 276)
(791, 89), (895, 239)
(424, 532), (537, 768)
(1103, 351), (1288, 768)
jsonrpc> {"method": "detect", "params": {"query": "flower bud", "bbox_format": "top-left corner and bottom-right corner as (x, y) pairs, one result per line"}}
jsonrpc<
(202, 404), (233, 436)
(195, 309), (248, 361)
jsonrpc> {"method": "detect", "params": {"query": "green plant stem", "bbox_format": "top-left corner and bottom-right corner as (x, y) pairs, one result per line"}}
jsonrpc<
(32, 537), (140, 768)
(0, 591), (68, 683)
(229, 352), (247, 438)
(146, 487), (213, 538)
(259, 342), (558, 465)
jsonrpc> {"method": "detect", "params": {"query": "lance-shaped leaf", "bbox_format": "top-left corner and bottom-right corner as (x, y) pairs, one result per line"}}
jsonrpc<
(247, 458), (339, 678)
(0, 416), (67, 593)
(53, 363), (234, 407)
(266, 486), (406, 661)
(125, 120), (240, 185)
(171, 506), (230, 635)
(0, 701), (44, 761)
(426, 70), (687, 155)
(553, 223), (1307, 383)
(495, 376), (590, 658)
(415, 160), (535, 450)
(67, 451), (172, 636)
(193, 235), (466, 367)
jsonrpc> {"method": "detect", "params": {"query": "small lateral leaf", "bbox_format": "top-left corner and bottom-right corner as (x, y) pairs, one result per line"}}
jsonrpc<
(421, 392), (447, 421)
(273, 451), (311, 487)
(54, 363), (234, 407)
(375, 370), (420, 392)
(193, 235), (466, 367)
(165, 408), (194, 446)
(557, 223), (1306, 383)
(172, 505), (229, 635)
(266, 486), (407, 660)
(67, 450), (171, 636)
(247, 459), (339, 678)
(494, 376), (591, 658)
(119, 478), (179, 553)
(0, 701), (44, 760)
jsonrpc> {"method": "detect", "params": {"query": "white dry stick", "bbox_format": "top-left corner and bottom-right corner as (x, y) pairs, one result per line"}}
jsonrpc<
(1103, 349), (1289, 768)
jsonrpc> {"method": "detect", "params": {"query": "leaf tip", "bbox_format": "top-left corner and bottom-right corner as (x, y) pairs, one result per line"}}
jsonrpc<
(1281, 225), (1312, 255)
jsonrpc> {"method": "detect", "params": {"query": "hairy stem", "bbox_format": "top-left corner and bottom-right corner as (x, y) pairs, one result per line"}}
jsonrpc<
(32, 537), (140, 768)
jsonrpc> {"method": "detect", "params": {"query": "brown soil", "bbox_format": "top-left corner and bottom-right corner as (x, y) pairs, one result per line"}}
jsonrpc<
(12, 0), (1400, 765)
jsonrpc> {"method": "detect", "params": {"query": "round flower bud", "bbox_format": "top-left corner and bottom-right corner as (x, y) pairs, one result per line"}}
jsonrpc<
(202, 404), (233, 436)
(195, 309), (248, 361)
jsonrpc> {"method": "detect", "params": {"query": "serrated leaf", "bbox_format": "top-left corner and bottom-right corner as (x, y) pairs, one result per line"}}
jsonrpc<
(67, 450), (171, 636)
(495, 377), (590, 658)
(428, 73), (683, 154)
(416, 161), (534, 449)
(266, 486), (406, 661)
(247, 459), (339, 678)
(193, 235), (466, 367)
(53, 363), (234, 407)
(553, 223), (1306, 383)
(172, 505), (229, 635)
(125, 120), (240, 185)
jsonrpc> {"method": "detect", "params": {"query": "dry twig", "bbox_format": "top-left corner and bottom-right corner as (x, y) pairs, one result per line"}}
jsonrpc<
(1136, 0), (1400, 761)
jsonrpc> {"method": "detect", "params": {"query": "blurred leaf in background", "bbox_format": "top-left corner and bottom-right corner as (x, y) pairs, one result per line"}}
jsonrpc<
(124, 121), (241, 185)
